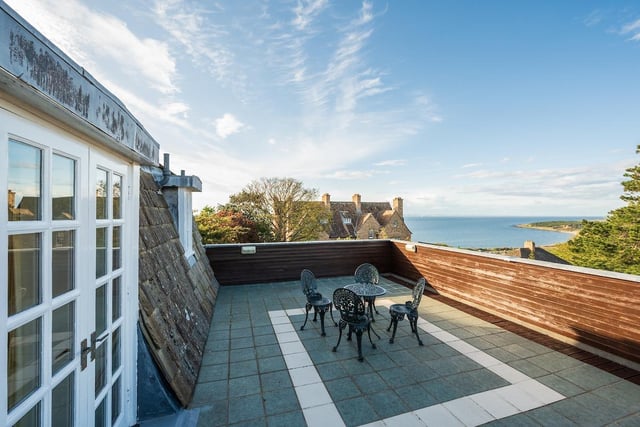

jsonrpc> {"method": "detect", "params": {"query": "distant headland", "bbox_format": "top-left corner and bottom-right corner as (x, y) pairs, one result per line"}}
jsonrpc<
(516, 220), (583, 235)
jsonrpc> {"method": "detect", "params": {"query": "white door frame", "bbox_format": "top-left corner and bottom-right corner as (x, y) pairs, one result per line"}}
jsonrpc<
(1, 103), (139, 427)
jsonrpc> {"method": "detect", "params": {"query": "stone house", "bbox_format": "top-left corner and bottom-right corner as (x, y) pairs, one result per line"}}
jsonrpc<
(321, 193), (412, 240)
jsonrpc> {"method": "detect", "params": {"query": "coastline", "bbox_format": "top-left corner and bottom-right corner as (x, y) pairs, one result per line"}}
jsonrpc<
(404, 217), (590, 249)
(515, 224), (579, 236)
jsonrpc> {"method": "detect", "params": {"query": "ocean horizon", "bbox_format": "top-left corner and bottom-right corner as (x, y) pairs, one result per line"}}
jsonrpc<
(404, 216), (602, 249)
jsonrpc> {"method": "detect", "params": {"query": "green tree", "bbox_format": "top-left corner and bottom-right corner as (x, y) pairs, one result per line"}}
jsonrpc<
(195, 205), (261, 244)
(566, 145), (640, 275)
(229, 177), (331, 242)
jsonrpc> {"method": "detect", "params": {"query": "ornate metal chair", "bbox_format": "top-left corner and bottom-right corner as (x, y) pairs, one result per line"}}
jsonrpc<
(299, 269), (336, 336)
(387, 277), (426, 345)
(332, 287), (376, 361)
(353, 263), (380, 320)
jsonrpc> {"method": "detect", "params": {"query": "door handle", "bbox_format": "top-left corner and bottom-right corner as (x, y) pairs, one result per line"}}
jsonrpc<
(81, 331), (108, 371)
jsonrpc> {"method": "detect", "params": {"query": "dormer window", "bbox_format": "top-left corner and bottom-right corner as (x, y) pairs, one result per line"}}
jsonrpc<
(340, 211), (352, 224)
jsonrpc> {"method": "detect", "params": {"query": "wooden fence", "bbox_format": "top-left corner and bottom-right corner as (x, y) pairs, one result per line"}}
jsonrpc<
(205, 240), (640, 366)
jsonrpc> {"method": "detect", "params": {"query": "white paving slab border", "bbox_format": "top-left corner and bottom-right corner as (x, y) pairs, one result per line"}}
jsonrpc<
(269, 299), (565, 426)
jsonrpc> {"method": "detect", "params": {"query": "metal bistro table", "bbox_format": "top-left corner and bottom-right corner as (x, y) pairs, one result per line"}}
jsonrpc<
(344, 283), (387, 323)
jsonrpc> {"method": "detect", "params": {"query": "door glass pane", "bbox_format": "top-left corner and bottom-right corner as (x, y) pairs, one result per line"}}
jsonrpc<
(111, 377), (121, 426)
(8, 233), (41, 315)
(52, 302), (74, 374)
(8, 318), (41, 410)
(95, 398), (106, 427)
(52, 373), (74, 427)
(95, 285), (107, 336)
(112, 276), (121, 322)
(112, 174), (122, 219)
(52, 154), (75, 220)
(112, 226), (121, 271)
(96, 169), (108, 220)
(13, 401), (41, 427)
(94, 340), (107, 396)
(52, 230), (74, 297)
(112, 327), (121, 374)
(96, 228), (107, 278)
(8, 139), (42, 221)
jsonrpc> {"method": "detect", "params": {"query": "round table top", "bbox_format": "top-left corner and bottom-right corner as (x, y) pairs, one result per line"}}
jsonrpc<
(344, 283), (387, 297)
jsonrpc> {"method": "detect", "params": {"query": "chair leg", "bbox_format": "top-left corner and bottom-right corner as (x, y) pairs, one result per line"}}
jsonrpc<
(329, 304), (338, 326)
(410, 316), (423, 346)
(332, 321), (345, 352)
(389, 316), (399, 344)
(300, 303), (312, 331)
(366, 325), (377, 349)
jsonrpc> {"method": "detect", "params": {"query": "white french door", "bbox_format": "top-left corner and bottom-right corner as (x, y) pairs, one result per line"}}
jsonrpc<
(2, 107), (136, 427)
(87, 151), (129, 427)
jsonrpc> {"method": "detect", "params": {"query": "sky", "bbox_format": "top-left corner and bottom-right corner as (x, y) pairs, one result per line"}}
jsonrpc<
(5, 0), (640, 217)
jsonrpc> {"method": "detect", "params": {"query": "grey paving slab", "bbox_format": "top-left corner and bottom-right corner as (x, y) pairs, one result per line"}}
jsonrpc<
(184, 275), (640, 427)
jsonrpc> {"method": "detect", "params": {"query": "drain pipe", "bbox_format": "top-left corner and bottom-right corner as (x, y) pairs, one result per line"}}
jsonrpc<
(159, 153), (171, 186)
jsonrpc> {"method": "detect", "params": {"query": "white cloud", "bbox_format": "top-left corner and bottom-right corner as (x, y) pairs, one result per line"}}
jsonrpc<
(214, 114), (245, 139)
(621, 18), (640, 41)
(292, 0), (328, 31)
(375, 160), (406, 167)
(6, 0), (178, 95)
(328, 170), (374, 180)
(583, 10), (603, 28)
(152, 0), (248, 98)
(355, 1), (374, 26)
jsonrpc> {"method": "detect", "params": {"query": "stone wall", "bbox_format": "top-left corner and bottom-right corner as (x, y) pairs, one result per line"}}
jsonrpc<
(138, 170), (218, 406)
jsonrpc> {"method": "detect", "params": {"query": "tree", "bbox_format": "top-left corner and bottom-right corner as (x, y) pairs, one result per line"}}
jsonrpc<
(229, 177), (331, 242)
(566, 145), (640, 275)
(195, 205), (261, 244)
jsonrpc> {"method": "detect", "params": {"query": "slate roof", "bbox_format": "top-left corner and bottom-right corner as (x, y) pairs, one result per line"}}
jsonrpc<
(138, 170), (219, 406)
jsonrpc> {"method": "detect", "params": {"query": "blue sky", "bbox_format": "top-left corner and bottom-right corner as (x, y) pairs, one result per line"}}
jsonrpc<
(6, 0), (640, 216)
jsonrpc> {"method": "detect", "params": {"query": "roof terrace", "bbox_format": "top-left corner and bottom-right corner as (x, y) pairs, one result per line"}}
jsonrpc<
(146, 239), (640, 426)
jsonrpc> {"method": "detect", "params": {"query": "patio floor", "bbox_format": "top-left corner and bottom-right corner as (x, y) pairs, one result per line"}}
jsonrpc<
(181, 276), (640, 426)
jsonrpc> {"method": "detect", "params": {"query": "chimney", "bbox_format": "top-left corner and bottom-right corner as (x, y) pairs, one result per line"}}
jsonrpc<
(393, 197), (403, 218)
(322, 193), (331, 208)
(8, 189), (16, 209)
(352, 193), (362, 214)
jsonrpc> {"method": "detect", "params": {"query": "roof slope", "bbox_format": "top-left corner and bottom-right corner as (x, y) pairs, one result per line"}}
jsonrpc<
(138, 170), (218, 406)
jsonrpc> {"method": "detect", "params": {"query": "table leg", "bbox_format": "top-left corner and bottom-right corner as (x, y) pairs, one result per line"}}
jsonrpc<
(319, 310), (327, 336)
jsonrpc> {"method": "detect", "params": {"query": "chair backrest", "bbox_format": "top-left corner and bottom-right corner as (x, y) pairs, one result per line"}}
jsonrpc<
(332, 288), (365, 322)
(354, 263), (379, 285)
(300, 269), (319, 298)
(408, 277), (426, 310)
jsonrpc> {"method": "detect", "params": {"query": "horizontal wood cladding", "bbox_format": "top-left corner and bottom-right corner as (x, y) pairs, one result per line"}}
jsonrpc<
(205, 240), (392, 285)
(390, 241), (640, 365)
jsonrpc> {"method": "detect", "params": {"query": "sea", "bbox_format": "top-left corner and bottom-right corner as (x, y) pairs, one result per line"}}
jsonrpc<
(404, 216), (602, 249)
